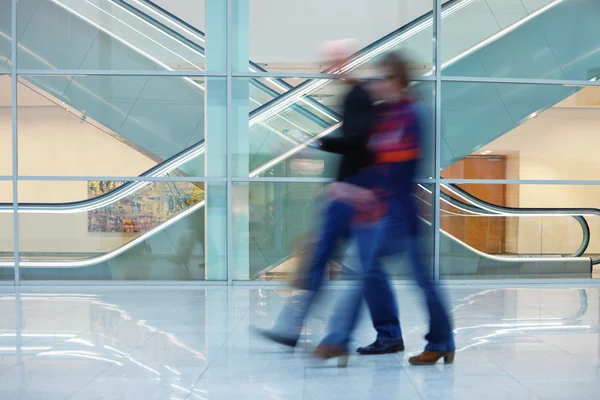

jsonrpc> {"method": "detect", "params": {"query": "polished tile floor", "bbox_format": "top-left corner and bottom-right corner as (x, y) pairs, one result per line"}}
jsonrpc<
(0, 285), (599, 399)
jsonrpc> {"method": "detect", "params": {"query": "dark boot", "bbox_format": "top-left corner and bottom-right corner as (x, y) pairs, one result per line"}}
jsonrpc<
(357, 339), (405, 355)
(253, 327), (298, 348)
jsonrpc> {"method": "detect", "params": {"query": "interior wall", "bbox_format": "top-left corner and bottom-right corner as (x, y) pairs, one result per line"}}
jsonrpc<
(504, 151), (520, 254)
(483, 105), (600, 255)
(0, 105), (157, 253)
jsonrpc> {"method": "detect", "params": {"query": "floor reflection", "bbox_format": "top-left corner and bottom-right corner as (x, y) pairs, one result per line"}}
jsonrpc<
(0, 286), (598, 399)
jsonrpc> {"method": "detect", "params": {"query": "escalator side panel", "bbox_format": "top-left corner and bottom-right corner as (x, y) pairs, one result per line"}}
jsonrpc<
(476, 22), (565, 81)
(441, 79), (516, 164)
(440, 0), (507, 63)
(118, 76), (205, 159)
(535, 0), (600, 80)
(16, 1), (98, 72)
(440, 0), (598, 168)
(5, 1), (207, 162)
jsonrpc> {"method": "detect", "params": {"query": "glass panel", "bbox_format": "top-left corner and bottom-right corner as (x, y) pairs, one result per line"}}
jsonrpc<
(240, 0), (435, 76)
(442, 0), (600, 81)
(436, 183), (598, 280)
(236, 79), (435, 179)
(17, 76), (225, 178)
(440, 82), (600, 179)
(0, 181), (14, 282)
(232, 181), (434, 281)
(0, 71), (13, 281)
(17, 180), (225, 281)
(0, 75), (12, 174)
(0, 0), (10, 69)
(14, 0), (212, 71)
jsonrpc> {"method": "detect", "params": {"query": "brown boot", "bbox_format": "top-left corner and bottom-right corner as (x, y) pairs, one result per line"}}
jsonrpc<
(314, 344), (350, 368)
(409, 350), (455, 365)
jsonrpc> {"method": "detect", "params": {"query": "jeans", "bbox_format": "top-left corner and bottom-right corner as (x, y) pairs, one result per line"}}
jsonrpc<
(320, 191), (455, 352)
(273, 200), (401, 342)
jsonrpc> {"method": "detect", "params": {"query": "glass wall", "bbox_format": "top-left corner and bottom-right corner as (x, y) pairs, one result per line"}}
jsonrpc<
(1, 0), (599, 283)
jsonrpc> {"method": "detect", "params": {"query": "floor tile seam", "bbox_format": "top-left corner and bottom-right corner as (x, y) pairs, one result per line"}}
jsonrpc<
(151, 287), (224, 330)
(528, 333), (600, 369)
(397, 367), (425, 400)
(64, 363), (115, 400)
(186, 294), (259, 388)
(482, 359), (543, 397)
(140, 302), (206, 347)
(471, 342), (554, 399)
(203, 287), (226, 300)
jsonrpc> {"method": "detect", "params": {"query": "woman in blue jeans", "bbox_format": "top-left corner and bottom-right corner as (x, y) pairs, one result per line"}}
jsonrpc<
(314, 52), (455, 366)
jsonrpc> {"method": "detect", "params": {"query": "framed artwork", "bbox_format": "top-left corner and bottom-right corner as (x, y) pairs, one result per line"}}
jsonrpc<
(87, 181), (204, 233)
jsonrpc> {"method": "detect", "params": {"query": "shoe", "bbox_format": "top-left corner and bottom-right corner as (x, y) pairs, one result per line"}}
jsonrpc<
(314, 343), (350, 368)
(357, 339), (405, 355)
(253, 327), (298, 348)
(409, 350), (455, 365)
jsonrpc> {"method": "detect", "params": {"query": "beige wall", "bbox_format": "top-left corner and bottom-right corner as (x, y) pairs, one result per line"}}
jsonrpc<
(0, 105), (157, 254)
(483, 102), (600, 255)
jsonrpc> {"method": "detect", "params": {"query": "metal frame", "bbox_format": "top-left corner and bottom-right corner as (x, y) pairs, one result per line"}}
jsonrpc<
(6, 0), (600, 286)
(14, 70), (600, 87)
(11, 0), (19, 285)
(441, 179), (600, 185)
(433, 0), (442, 282)
(226, 0), (233, 285)
(16, 176), (228, 182)
(439, 75), (600, 86)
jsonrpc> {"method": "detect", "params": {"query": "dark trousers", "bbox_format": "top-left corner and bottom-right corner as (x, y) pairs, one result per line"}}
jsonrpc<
(321, 162), (455, 351)
(273, 199), (401, 342)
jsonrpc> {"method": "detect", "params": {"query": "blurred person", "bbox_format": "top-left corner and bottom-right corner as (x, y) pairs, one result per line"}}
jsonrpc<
(254, 40), (404, 355)
(313, 52), (455, 366)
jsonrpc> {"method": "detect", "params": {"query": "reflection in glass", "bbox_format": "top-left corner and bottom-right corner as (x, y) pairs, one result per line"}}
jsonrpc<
(15, 181), (225, 281)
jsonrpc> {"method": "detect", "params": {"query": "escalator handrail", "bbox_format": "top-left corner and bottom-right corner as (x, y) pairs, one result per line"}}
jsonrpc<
(6, 150), (595, 267)
(1, 141), (205, 212)
(120, 0), (281, 77)
(111, 0), (340, 127)
(7, 0), (594, 268)
(8, 0), (461, 216)
(442, 183), (600, 262)
(249, 0), (463, 124)
(420, 183), (592, 259)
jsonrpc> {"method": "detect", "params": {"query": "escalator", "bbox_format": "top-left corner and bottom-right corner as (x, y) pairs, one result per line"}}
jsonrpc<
(251, 0), (600, 171)
(0, 0), (338, 167)
(0, 0), (598, 279)
(261, 182), (595, 280)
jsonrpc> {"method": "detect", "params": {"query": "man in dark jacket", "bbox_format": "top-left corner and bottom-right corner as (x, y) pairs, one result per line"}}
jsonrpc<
(256, 53), (404, 355)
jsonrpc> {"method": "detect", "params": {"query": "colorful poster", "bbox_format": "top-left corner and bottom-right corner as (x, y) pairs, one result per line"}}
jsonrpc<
(87, 181), (204, 233)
